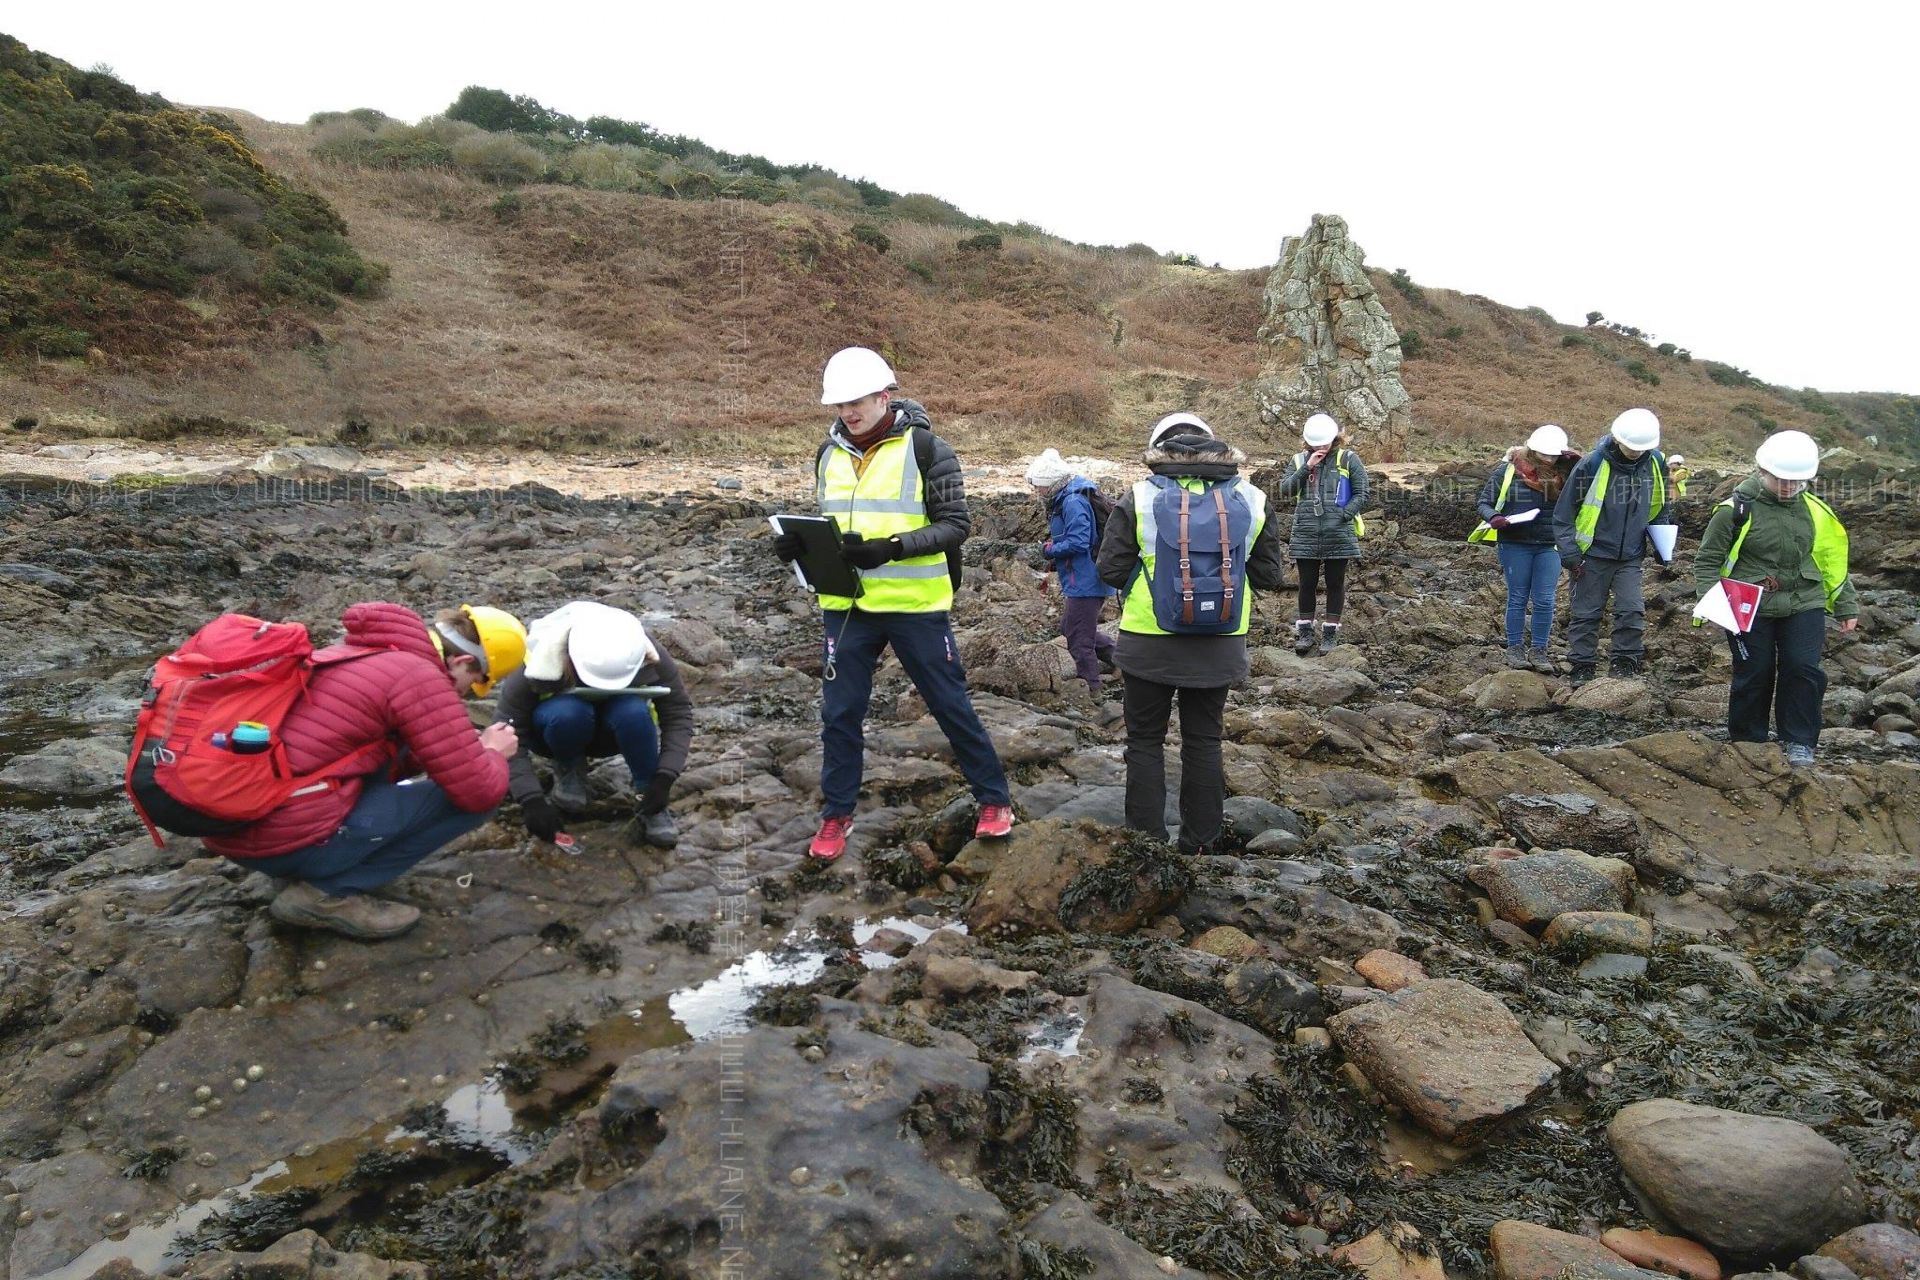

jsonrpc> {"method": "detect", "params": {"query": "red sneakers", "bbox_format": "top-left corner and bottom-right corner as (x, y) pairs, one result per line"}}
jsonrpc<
(808, 815), (854, 861)
(974, 805), (1014, 839)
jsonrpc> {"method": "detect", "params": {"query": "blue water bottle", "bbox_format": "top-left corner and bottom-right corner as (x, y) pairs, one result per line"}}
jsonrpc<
(230, 721), (272, 755)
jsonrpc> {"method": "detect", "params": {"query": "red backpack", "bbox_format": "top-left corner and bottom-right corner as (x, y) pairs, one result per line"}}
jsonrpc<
(125, 614), (369, 846)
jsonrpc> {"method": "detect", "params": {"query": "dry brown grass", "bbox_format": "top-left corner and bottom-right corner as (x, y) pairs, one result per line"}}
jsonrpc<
(0, 112), (1890, 466)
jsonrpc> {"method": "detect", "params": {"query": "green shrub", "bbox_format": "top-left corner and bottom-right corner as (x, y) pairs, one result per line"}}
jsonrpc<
(1441, 325), (1465, 340)
(1586, 310), (1604, 325)
(1706, 362), (1758, 388)
(1655, 342), (1677, 357)
(1398, 329), (1425, 358)
(1625, 360), (1660, 386)
(1390, 268), (1426, 305)
(491, 191), (524, 222)
(905, 260), (935, 283)
(957, 231), (1002, 252)
(1561, 334), (1587, 348)
(448, 133), (548, 184)
(891, 192), (969, 225)
(850, 223), (890, 254)
(1676, 349), (1692, 362)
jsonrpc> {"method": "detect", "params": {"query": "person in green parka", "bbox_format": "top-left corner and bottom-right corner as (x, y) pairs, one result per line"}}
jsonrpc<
(1691, 430), (1858, 767)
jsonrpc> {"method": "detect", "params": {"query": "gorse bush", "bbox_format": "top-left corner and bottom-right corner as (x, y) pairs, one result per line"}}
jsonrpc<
(0, 33), (385, 359)
(1399, 328), (1425, 358)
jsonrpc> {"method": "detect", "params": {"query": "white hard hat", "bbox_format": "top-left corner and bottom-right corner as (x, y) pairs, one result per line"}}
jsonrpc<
(1668, 455), (1686, 466)
(567, 604), (654, 690)
(1148, 412), (1213, 448)
(1755, 430), (1819, 481)
(1609, 407), (1661, 451)
(820, 347), (896, 405)
(1302, 413), (1339, 447)
(1025, 448), (1071, 488)
(1526, 424), (1569, 455)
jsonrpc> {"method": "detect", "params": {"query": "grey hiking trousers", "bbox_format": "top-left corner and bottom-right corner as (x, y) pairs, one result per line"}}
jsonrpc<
(1566, 556), (1645, 665)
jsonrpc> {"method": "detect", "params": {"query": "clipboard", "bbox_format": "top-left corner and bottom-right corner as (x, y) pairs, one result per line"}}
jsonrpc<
(769, 515), (863, 599)
(568, 684), (674, 702)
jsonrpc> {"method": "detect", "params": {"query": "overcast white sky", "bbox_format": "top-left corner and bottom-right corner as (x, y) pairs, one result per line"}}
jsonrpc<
(10, 2), (1915, 392)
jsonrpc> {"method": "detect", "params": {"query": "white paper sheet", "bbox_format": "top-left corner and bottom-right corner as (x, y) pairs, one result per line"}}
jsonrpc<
(1648, 524), (1677, 562)
(1504, 508), (1541, 525)
(1692, 582), (1740, 632)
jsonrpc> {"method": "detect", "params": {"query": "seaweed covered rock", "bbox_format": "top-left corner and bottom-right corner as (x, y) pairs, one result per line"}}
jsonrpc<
(1328, 979), (1558, 1141)
(529, 1011), (1014, 1279)
(1607, 1099), (1868, 1263)
(965, 821), (1191, 937)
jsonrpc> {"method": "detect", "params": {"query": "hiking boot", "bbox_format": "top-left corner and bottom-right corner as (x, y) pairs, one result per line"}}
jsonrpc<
(1569, 663), (1597, 688)
(1505, 645), (1530, 670)
(549, 757), (592, 814)
(974, 805), (1015, 839)
(1783, 742), (1816, 768)
(1529, 649), (1557, 675)
(1609, 655), (1644, 679)
(270, 881), (420, 940)
(809, 815), (854, 861)
(629, 808), (679, 850)
(1317, 624), (1342, 656)
(1293, 621), (1316, 655)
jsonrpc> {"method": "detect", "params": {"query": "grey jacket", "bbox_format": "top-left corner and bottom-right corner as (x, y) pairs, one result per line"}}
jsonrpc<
(1274, 447), (1371, 560)
(1552, 439), (1676, 563)
(1096, 438), (1286, 688)
(815, 398), (969, 560)
(493, 649), (695, 806)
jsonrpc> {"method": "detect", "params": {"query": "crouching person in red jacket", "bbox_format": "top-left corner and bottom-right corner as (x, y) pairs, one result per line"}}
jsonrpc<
(203, 602), (527, 940)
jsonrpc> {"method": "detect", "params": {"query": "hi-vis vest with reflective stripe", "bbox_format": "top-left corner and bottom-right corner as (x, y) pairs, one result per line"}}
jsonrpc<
(1717, 491), (1850, 613)
(1292, 450), (1365, 537)
(1467, 463), (1517, 544)
(1572, 453), (1666, 554)
(1119, 476), (1268, 636)
(814, 431), (952, 613)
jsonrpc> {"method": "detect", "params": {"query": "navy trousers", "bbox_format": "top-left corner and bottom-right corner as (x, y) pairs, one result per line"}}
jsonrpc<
(528, 692), (659, 787)
(820, 609), (1009, 817)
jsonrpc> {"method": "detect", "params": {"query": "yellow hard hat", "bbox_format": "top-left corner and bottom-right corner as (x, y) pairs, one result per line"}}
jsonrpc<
(460, 604), (526, 696)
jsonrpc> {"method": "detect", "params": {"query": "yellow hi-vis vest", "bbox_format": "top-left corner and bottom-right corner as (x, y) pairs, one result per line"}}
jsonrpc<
(814, 431), (953, 613)
(1119, 476), (1268, 636)
(1572, 453), (1666, 554)
(1467, 463), (1517, 544)
(1717, 491), (1851, 613)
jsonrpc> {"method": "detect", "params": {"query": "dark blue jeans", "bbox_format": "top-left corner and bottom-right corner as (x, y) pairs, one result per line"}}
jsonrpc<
(247, 777), (494, 895)
(528, 693), (659, 787)
(820, 609), (1009, 817)
(1497, 541), (1563, 649)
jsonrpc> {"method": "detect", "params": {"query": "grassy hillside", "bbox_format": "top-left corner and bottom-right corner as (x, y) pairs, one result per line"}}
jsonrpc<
(1, 49), (1912, 463)
(0, 35), (384, 364)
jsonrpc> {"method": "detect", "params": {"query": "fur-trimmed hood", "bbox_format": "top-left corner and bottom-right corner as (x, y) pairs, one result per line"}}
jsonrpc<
(1144, 436), (1246, 481)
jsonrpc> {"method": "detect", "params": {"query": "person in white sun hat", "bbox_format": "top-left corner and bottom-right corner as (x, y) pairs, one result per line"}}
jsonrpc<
(1468, 423), (1582, 671)
(1691, 430), (1857, 768)
(1552, 407), (1678, 685)
(491, 601), (695, 850)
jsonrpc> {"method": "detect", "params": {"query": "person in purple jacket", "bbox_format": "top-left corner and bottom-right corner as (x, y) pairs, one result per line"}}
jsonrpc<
(1028, 448), (1116, 694)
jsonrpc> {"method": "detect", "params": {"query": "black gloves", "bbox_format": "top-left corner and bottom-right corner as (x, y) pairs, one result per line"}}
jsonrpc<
(841, 532), (898, 571)
(522, 797), (568, 843)
(1566, 557), (1585, 580)
(639, 771), (676, 816)
(1489, 515), (1510, 529)
(772, 530), (803, 563)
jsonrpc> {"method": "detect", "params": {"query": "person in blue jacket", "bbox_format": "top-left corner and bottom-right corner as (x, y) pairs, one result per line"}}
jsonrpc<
(1028, 448), (1115, 694)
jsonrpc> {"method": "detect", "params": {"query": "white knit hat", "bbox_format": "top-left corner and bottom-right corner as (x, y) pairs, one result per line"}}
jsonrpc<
(1025, 448), (1072, 488)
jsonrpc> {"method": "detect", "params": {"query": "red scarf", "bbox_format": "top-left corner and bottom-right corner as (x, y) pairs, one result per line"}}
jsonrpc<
(844, 408), (896, 453)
